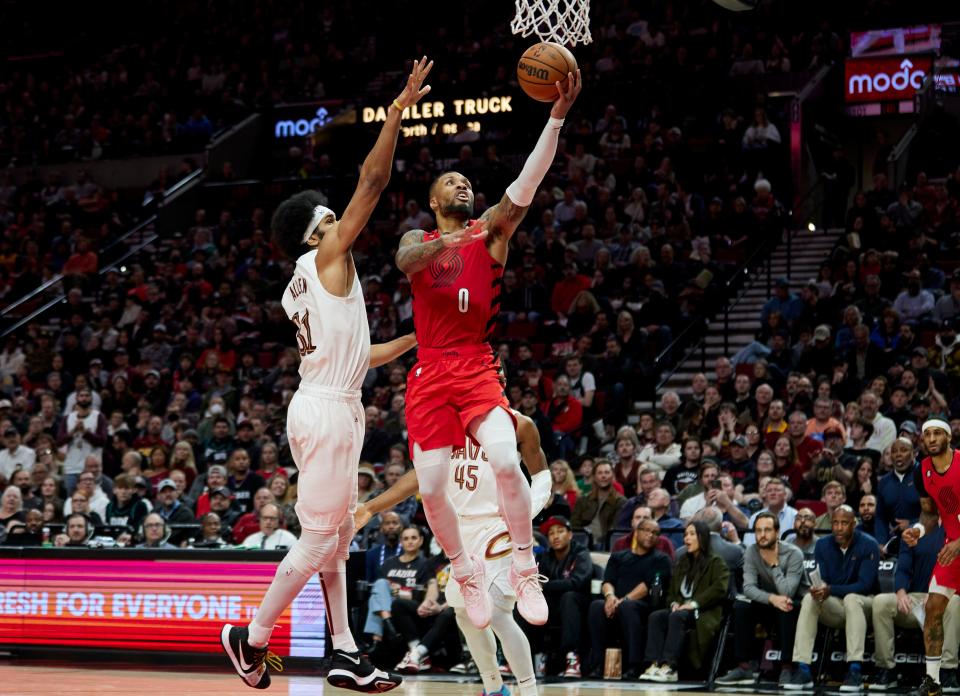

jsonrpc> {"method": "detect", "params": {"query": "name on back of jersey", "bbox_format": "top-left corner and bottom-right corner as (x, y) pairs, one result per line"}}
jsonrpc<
(289, 275), (308, 301)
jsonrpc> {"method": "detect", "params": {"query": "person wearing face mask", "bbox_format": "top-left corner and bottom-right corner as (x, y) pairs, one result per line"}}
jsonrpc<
(55, 388), (108, 494)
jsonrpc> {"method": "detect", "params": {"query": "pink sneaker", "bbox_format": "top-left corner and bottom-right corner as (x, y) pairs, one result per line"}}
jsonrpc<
(509, 565), (548, 625)
(456, 555), (491, 629)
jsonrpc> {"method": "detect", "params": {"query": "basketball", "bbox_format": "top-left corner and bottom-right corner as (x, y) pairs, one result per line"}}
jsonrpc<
(517, 42), (577, 102)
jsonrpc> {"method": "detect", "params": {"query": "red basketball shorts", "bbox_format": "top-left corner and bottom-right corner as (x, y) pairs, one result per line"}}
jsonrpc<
(930, 557), (960, 597)
(406, 343), (511, 456)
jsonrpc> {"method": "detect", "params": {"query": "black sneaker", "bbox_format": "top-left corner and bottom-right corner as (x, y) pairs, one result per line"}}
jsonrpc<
(910, 676), (943, 696)
(942, 670), (960, 694)
(220, 624), (282, 689)
(870, 669), (899, 691)
(840, 670), (863, 692)
(326, 648), (403, 693)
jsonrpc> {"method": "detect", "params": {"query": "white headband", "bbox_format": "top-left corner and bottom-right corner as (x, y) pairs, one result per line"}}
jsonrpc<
(303, 204), (334, 243)
(895, 436), (915, 448)
(922, 419), (952, 437)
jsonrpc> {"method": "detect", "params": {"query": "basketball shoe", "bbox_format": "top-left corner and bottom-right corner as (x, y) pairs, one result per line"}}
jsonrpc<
(220, 624), (282, 689)
(326, 648), (403, 692)
(457, 554), (492, 629)
(508, 565), (548, 625)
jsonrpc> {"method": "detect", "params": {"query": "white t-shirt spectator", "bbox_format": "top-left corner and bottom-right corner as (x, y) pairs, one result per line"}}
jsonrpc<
(0, 445), (36, 480)
(64, 487), (110, 522)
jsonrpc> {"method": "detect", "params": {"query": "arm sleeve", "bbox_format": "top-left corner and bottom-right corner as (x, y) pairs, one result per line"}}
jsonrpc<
(506, 117), (565, 207)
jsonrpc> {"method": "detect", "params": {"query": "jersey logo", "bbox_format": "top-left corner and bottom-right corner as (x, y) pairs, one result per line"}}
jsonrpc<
(429, 248), (464, 288)
(485, 531), (513, 561)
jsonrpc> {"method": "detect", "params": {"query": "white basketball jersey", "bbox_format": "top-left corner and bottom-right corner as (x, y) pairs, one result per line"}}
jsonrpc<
(280, 250), (370, 391)
(447, 437), (499, 519)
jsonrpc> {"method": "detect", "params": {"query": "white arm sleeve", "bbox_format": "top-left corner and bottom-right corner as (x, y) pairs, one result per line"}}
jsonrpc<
(505, 117), (564, 207)
(529, 470), (553, 518)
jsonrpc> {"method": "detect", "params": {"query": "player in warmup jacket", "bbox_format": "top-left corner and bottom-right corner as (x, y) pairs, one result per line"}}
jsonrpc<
(904, 419), (960, 696)
(395, 67), (582, 631)
(356, 413), (552, 696)
(220, 57), (434, 694)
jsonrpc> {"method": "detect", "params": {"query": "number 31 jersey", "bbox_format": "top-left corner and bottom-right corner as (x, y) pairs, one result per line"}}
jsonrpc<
(410, 228), (503, 350)
(281, 249), (371, 391)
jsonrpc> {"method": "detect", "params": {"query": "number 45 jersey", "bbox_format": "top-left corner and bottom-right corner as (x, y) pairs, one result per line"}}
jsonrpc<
(281, 250), (371, 391)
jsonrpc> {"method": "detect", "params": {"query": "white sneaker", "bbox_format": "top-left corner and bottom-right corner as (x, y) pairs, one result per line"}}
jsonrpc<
(640, 663), (661, 681)
(508, 565), (548, 625)
(395, 650), (430, 674)
(456, 555), (492, 629)
(656, 665), (678, 683)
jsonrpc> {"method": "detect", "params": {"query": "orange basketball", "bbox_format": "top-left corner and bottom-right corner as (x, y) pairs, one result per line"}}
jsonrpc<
(517, 42), (577, 102)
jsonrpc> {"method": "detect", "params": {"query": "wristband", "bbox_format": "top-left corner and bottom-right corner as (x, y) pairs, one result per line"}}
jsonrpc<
(392, 99), (405, 113)
(912, 522), (926, 538)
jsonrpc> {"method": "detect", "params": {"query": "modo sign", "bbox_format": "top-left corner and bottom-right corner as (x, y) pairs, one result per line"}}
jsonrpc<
(844, 55), (933, 103)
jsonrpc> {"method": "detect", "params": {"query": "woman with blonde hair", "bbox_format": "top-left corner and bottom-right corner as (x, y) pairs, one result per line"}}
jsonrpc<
(568, 290), (602, 336)
(170, 440), (198, 488)
(550, 459), (580, 509)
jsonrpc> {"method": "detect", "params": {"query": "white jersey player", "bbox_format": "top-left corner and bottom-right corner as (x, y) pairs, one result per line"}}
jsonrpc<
(221, 56), (434, 694)
(356, 413), (552, 696)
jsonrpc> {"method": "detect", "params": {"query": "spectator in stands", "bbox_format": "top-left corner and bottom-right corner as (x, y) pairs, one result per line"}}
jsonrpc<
(814, 480), (848, 530)
(231, 487), (275, 542)
(786, 411), (824, 468)
(0, 485), (24, 527)
(239, 503), (296, 549)
(54, 513), (92, 547)
(208, 487), (241, 539)
(615, 466), (660, 529)
(640, 520), (729, 682)
(201, 416), (235, 467)
(934, 273), (960, 323)
(571, 459), (625, 549)
(589, 517), (671, 680)
(187, 512), (230, 548)
(861, 390), (896, 453)
(226, 448), (265, 513)
(526, 515), (592, 678)
(806, 398), (846, 443)
(190, 464), (228, 517)
(57, 387), (108, 493)
(0, 426), (35, 481)
(544, 375), (583, 460)
(662, 438), (703, 497)
(103, 474), (149, 531)
(153, 477), (195, 526)
(870, 511), (960, 690)
(638, 422), (682, 477)
(549, 460), (580, 511)
(137, 512), (177, 549)
(717, 511), (808, 687)
(63, 468), (109, 521)
(612, 505), (676, 559)
(611, 427), (641, 497)
(786, 505), (879, 690)
(743, 479), (797, 546)
(894, 270), (935, 325)
(874, 437), (921, 545)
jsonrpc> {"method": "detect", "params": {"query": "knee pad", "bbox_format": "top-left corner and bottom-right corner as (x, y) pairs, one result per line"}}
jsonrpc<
(286, 529), (338, 577)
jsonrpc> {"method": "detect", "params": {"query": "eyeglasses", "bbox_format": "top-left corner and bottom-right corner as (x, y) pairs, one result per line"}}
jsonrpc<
(144, 523), (164, 529)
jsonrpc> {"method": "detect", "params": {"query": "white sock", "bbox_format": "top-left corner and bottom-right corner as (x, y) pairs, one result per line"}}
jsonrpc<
(490, 603), (535, 686)
(928, 656), (942, 683)
(320, 562), (358, 653)
(408, 639), (420, 652)
(415, 643), (429, 658)
(455, 608), (503, 694)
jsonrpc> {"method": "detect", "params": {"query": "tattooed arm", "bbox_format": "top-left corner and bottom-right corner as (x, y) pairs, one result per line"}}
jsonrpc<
(395, 222), (488, 276)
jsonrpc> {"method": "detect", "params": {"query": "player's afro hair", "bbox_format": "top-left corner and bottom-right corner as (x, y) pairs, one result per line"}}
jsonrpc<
(271, 190), (328, 260)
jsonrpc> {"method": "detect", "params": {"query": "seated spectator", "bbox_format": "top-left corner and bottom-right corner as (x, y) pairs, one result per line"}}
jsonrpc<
(65, 490), (104, 526)
(661, 438), (703, 497)
(549, 459), (580, 510)
(612, 505), (676, 558)
(227, 448), (266, 513)
(614, 466), (660, 529)
(870, 512), (960, 691)
(543, 375), (583, 460)
(640, 520), (730, 682)
(182, 512), (229, 549)
(154, 478), (196, 526)
(103, 474), (150, 531)
(687, 507), (745, 596)
(784, 507), (819, 556)
(858, 494), (880, 540)
(208, 486), (242, 535)
(717, 511), (808, 687)
(189, 464), (229, 518)
(12, 470), (41, 511)
(0, 426), (35, 480)
(676, 460), (719, 510)
(805, 398), (846, 443)
(240, 503), (297, 549)
(646, 488), (685, 549)
(589, 517), (671, 679)
(612, 427), (641, 497)
(874, 437), (921, 545)
(814, 480), (848, 530)
(0, 485), (24, 527)
(894, 270), (935, 325)
(365, 511), (404, 595)
(525, 515), (592, 678)
(860, 390), (897, 453)
(63, 468), (109, 521)
(136, 512), (177, 549)
(785, 411), (824, 468)
(743, 479), (798, 546)
(637, 422), (682, 477)
(54, 513), (92, 547)
(785, 505), (879, 690)
(232, 487), (275, 543)
(571, 459), (625, 548)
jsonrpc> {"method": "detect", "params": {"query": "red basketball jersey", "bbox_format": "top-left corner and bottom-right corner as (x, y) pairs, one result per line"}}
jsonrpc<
(919, 449), (960, 542)
(409, 227), (503, 350)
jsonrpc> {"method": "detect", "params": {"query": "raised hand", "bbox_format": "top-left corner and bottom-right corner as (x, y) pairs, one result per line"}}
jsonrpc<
(550, 68), (582, 119)
(441, 219), (489, 248)
(396, 56), (434, 109)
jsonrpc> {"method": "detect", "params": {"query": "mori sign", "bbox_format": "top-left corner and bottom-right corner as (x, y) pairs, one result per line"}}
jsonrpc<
(845, 56), (933, 103)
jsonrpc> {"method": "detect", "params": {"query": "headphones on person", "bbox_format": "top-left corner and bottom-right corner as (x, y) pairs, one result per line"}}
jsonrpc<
(65, 513), (95, 543)
(137, 515), (170, 545)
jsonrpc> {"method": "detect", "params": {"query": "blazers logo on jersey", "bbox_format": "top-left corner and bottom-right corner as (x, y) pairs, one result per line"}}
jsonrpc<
(429, 249), (464, 288)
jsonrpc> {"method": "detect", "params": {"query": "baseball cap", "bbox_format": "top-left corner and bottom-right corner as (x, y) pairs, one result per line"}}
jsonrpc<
(730, 435), (748, 447)
(145, 369), (161, 379)
(813, 325), (832, 342)
(3, 426), (18, 437)
(153, 323), (167, 333)
(209, 486), (232, 499)
(237, 420), (254, 430)
(0, 399), (12, 409)
(134, 476), (148, 488)
(912, 347), (929, 359)
(358, 465), (377, 481)
(207, 465), (228, 478)
(539, 515), (572, 536)
(899, 421), (919, 435)
(158, 478), (177, 491)
(183, 429), (199, 439)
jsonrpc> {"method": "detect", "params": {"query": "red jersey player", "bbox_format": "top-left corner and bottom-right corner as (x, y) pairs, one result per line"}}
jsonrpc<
(904, 418), (960, 696)
(395, 69), (582, 630)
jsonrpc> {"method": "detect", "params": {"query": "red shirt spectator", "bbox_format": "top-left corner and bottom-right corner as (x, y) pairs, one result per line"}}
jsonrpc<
(550, 263), (591, 316)
(542, 375), (583, 434)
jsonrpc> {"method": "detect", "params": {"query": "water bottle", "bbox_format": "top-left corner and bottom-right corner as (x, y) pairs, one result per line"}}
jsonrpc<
(41, 527), (51, 547)
(651, 573), (662, 606)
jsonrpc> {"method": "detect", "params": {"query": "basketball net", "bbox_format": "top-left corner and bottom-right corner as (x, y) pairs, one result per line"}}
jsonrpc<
(511, 0), (592, 47)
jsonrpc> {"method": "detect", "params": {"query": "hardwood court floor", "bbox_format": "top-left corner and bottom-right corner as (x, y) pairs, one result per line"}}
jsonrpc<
(0, 663), (723, 696)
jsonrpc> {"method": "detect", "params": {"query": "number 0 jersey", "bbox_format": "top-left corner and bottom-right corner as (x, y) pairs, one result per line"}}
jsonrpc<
(409, 227), (503, 350)
(280, 250), (371, 391)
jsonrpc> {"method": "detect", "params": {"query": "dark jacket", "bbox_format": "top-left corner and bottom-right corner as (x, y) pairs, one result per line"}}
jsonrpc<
(875, 467), (921, 545)
(570, 490), (626, 541)
(666, 552), (730, 669)
(814, 529), (880, 596)
(538, 540), (593, 596)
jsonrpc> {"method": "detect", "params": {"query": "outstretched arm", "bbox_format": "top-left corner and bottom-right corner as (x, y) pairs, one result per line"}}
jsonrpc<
(319, 57), (433, 260)
(395, 220), (488, 275)
(370, 334), (417, 368)
(484, 69), (582, 245)
(355, 469), (420, 530)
